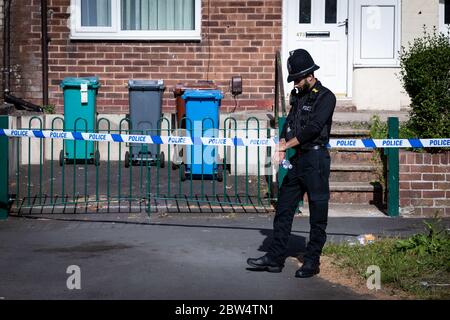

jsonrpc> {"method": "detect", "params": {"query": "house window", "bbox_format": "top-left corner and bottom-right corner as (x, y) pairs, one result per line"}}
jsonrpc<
(299, 0), (312, 24)
(325, 0), (337, 24)
(81, 0), (111, 27)
(121, 0), (194, 31)
(354, 0), (401, 67)
(71, 0), (201, 40)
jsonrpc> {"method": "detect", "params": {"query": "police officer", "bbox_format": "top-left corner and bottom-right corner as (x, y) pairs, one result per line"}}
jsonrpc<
(247, 49), (336, 278)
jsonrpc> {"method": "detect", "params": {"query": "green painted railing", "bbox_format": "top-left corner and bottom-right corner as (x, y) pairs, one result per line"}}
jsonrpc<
(6, 116), (276, 215)
(386, 117), (399, 217)
(0, 116), (8, 219)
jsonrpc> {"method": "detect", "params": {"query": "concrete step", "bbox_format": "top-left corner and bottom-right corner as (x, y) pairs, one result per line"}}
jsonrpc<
(331, 147), (375, 153)
(335, 105), (357, 112)
(329, 182), (383, 205)
(330, 181), (379, 192)
(300, 203), (386, 217)
(330, 128), (370, 137)
(336, 98), (355, 107)
(332, 110), (409, 124)
(330, 164), (379, 183)
(330, 150), (376, 163)
(331, 164), (376, 171)
(330, 172), (379, 183)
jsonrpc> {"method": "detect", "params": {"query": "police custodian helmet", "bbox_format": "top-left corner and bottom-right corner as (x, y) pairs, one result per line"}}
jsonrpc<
(287, 49), (320, 83)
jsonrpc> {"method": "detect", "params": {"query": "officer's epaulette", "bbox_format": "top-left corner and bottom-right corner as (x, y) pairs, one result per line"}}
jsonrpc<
(309, 87), (320, 101)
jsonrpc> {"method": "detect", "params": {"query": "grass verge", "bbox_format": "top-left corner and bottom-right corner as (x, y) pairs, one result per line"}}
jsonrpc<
(323, 219), (450, 299)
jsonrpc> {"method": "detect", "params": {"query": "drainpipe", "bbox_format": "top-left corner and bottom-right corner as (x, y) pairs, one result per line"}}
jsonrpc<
(2, 0), (11, 101)
(41, 0), (49, 107)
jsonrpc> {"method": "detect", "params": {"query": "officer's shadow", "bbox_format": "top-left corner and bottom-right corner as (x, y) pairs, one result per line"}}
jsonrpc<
(246, 229), (307, 271)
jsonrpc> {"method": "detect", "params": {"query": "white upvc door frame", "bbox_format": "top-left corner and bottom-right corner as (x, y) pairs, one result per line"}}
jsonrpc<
(439, 0), (450, 34)
(282, 0), (353, 99)
(282, 0), (404, 99)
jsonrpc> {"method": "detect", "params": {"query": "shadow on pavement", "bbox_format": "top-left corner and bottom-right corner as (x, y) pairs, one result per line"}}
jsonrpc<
(245, 229), (307, 271)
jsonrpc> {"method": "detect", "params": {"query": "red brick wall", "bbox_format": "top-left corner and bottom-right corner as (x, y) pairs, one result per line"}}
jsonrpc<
(7, 0), (282, 113)
(400, 151), (450, 216)
(3, 0), (42, 104)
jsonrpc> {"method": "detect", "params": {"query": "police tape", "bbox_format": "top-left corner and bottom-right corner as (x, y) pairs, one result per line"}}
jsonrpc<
(0, 129), (449, 148)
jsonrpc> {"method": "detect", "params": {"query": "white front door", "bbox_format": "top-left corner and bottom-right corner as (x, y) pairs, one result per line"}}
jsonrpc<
(284, 0), (349, 97)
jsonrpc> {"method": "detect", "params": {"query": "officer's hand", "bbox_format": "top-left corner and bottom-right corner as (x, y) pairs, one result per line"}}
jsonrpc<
(272, 146), (285, 163)
(279, 139), (286, 151)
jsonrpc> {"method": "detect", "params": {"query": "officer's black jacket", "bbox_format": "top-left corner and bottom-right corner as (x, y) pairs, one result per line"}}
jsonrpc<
(280, 80), (336, 150)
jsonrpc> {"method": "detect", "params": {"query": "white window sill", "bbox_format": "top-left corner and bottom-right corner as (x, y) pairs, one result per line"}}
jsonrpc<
(70, 34), (202, 41)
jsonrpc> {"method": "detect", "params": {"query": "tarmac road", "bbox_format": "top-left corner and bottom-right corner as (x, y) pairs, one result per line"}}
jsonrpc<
(1, 212), (446, 300)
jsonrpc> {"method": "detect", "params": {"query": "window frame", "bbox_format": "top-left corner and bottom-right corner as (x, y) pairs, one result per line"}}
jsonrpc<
(298, 0), (312, 24)
(353, 0), (401, 68)
(325, 0), (338, 24)
(439, 0), (450, 34)
(70, 0), (202, 40)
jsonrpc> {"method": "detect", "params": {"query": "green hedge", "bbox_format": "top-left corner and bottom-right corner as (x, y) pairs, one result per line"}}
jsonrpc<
(399, 28), (450, 146)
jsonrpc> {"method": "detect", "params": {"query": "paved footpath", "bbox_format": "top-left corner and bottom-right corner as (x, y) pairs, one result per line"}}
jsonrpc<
(0, 212), (448, 300)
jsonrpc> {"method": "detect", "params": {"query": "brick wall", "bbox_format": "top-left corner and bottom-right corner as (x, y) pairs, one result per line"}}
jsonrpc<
(8, 0), (42, 103)
(8, 0), (282, 114)
(400, 150), (450, 216)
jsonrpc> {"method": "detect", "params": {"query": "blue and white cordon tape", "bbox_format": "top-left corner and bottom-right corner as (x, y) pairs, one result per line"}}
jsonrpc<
(0, 129), (449, 148)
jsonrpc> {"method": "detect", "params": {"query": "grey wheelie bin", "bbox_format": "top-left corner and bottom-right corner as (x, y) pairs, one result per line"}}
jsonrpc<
(125, 80), (166, 168)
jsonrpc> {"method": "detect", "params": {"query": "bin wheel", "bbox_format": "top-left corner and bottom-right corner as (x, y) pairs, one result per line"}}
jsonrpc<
(159, 152), (165, 168)
(125, 151), (130, 168)
(217, 164), (224, 182)
(94, 150), (100, 166)
(171, 162), (179, 170)
(180, 164), (186, 182)
(59, 150), (64, 167)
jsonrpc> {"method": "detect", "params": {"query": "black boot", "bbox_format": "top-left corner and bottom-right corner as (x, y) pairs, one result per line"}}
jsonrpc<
(247, 255), (284, 273)
(295, 261), (320, 278)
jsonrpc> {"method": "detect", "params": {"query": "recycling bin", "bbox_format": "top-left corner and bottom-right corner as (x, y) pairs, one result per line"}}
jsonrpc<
(181, 89), (223, 181)
(173, 81), (217, 129)
(125, 80), (166, 168)
(59, 76), (100, 166)
(172, 81), (218, 171)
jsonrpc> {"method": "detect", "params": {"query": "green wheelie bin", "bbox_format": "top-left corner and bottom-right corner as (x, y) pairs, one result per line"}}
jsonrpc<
(59, 77), (100, 166)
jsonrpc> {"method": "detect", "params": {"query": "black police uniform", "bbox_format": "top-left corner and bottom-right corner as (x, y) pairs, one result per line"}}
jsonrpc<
(267, 80), (336, 268)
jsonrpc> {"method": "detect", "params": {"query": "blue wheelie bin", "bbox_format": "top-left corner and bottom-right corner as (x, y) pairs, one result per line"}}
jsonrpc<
(59, 77), (100, 166)
(181, 89), (224, 181)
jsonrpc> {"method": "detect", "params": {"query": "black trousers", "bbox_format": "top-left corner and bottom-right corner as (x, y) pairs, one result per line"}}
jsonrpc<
(268, 148), (331, 266)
